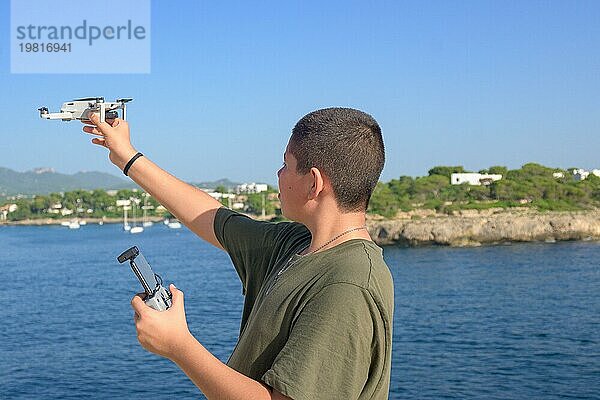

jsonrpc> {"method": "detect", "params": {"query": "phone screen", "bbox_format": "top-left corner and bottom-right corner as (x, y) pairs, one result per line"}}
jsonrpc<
(131, 253), (158, 295)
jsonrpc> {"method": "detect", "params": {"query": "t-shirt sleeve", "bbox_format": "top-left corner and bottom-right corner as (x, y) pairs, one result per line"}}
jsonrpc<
(213, 207), (309, 295)
(262, 283), (376, 400)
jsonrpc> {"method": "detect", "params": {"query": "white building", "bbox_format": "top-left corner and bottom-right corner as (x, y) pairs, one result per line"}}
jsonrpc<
(450, 173), (502, 186)
(552, 172), (565, 179)
(573, 168), (600, 181)
(207, 192), (235, 200)
(232, 202), (245, 210)
(48, 202), (63, 214)
(0, 203), (18, 220)
(236, 183), (268, 194)
(573, 168), (590, 181)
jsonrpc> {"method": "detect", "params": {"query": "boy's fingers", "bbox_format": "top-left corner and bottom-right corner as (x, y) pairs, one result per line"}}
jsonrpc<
(89, 112), (112, 130)
(83, 126), (103, 136)
(131, 295), (150, 317)
(107, 117), (120, 127)
(91, 138), (107, 147)
(169, 284), (184, 308)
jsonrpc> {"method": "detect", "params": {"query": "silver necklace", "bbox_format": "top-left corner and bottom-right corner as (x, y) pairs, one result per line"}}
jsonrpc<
(304, 225), (368, 256)
(265, 225), (367, 295)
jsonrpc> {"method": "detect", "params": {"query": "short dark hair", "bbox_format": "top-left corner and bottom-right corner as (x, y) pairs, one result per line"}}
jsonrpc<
(289, 107), (385, 212)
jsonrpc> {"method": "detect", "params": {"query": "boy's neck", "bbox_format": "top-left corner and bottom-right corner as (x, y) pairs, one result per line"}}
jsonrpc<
(300, 208), (371, 255)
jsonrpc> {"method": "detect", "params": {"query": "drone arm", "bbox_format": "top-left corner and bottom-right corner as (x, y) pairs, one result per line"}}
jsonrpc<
(99, 102), (107, 123)
(41, 112), (75, 120)
(116, 98), (132, 121)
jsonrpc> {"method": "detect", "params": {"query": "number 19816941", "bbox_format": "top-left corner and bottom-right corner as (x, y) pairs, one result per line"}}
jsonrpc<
(19, 43), (72, 52)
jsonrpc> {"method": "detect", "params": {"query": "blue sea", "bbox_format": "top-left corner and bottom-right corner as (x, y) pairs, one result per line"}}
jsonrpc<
(1, 224), (598, 399)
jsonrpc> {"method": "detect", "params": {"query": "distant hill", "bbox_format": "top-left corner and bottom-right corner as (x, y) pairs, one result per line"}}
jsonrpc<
(0, 167), (136, 196)
(191, 178), (241, 191)
(0, 167), (247, 197)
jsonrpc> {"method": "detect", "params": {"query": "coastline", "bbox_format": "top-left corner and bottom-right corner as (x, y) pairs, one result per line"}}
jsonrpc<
(366, 208), (600, 247)
(0, 216), (165, 226)
(4, 209), (600, 247)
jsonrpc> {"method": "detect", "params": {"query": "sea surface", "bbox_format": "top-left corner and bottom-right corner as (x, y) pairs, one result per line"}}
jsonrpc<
(0, 224), (598, 399)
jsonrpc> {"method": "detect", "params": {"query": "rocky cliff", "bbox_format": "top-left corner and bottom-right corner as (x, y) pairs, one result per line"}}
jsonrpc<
(368, 208), (600, 247)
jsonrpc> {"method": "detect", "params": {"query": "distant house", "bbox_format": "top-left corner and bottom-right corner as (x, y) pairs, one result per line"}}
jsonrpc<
(0, 203), (18, 220)
(236, 183), (268, 194)
(232, 202), (245, 210)
(573, 168), (590, 181)
(450, 173), (502, 186)
(207, 192), (235, 200)
(574, 168), (600, 181)
(553, 172), (565, 179)
(4, 204), (18, 213)
(48, 202), (63, 214)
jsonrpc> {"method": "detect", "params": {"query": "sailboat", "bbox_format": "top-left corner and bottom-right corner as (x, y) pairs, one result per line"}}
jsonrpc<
(123, 205), (131, 231)
(130, 226), (144, 234)
(68, 219), (80, 229)
(167, 219), (182, 229)
(61, 219), (80, 229)
(142, 194), (154, 228)
(130, 199), (144, 234)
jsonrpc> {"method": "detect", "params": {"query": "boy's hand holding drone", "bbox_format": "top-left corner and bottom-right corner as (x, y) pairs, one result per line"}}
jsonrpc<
(82, 113), (138, 171)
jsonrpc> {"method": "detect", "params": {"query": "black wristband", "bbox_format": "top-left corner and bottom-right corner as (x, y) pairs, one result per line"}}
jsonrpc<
(123, 152), (143, 176)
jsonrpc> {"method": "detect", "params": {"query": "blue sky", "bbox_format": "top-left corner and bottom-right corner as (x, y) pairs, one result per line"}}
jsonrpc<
(1, 0), (599, 185)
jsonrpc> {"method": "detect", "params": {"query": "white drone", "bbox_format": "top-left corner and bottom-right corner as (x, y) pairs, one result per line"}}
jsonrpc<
(38, 97), (132, 123)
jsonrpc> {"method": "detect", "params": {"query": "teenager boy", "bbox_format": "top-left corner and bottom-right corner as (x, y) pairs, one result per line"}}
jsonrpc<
(84, 107), (394, 399)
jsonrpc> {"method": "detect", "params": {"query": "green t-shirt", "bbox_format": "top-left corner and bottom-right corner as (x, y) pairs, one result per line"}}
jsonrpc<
(214, 207), (394, 400)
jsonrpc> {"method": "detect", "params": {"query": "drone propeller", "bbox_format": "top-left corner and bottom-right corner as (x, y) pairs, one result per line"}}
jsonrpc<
(116, 98), (133, 103)
(73, 97), (104, 102)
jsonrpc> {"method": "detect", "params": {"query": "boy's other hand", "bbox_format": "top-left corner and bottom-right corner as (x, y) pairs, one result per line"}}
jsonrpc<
(131, 285), (193, 360)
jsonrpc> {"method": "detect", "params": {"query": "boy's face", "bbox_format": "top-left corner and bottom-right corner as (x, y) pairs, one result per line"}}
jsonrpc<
(277, 146), (308, 220)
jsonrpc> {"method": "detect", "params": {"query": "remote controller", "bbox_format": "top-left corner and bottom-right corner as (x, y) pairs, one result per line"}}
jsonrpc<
(117, 246), (172, 311)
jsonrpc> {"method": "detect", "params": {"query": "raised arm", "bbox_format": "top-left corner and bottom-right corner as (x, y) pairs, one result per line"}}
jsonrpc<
(83, 113), (224, 249)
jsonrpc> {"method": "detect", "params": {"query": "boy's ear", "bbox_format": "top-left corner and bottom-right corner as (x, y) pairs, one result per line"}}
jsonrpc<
(308, 167), (325, 200)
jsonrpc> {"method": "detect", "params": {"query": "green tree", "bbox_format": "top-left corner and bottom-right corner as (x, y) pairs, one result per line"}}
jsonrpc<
(368, 182), (399, 218)
(30, 195), (50, 214)
(246, 193), (275, 216)
(411, 174), (449, 202)
(488, 166), (508, 176)
(427, 166), (465, 178)
(8, 199), (33, 220)
(388, 176), (414, 197)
